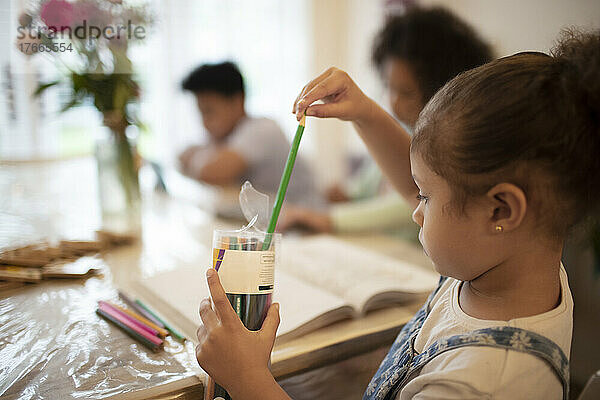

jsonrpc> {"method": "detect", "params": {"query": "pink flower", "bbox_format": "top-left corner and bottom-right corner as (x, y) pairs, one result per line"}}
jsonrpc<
(71, 1), (108, 31)
(40, 0), (74, 32)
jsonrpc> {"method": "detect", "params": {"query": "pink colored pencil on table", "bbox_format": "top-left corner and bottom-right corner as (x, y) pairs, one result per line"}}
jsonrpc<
(98, 301), (163, 346)
(98, 300), (160, 337)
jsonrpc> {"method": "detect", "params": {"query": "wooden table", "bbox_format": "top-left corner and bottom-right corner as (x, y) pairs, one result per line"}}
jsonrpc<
(0, 157), (432, 399)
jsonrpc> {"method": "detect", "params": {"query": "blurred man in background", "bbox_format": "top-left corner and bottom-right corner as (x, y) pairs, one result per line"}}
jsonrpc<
(179, 61), (316, 204)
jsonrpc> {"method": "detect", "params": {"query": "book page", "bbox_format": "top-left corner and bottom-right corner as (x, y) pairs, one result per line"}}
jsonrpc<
(280, 235), (439, 313)
(273, 271), (354, 341)
(134, 266), (352, 341)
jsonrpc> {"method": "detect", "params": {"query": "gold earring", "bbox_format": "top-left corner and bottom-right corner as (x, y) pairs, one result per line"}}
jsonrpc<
(495, 225), (504, 233)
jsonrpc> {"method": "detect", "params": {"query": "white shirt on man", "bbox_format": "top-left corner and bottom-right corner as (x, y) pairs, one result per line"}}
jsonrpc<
(188, 116), (318, 206)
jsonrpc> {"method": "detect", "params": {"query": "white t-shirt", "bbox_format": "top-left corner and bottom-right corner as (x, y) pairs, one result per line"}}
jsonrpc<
(190, 116), (318, 205)
(397, 266), (573, 400)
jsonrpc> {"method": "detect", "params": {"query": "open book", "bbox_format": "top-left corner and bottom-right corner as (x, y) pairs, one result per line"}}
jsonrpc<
(133, 235), (439, 342)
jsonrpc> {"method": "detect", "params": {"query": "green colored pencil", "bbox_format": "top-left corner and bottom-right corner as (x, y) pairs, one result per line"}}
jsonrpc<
(262, 113), (306, 250)
(135, 299), (186, 342)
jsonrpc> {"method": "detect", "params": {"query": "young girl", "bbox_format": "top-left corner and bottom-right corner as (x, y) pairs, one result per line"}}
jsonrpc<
(195, 30), (600, 399)
(280, 6), (493, 235)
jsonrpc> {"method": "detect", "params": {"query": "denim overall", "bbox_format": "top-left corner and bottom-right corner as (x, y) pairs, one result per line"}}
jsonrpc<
(363, 277), (569, 400)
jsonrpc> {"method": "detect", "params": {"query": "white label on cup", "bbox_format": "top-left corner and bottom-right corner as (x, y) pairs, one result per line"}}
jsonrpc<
(215, 250), (275, 294)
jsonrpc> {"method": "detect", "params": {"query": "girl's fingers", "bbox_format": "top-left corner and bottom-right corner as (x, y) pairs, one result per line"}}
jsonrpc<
(196, 324), (207, 345)
(294, 68), (333, 108)
(293, 67), (336, 114)
(198, 297), (219, 330)
(294, 83), (312, 113)
(259, 303), (280, 345)
(305, 102), (349, 119)
(195, 341), (207, 363)
(296, 75), (345, 118)
(205, 268), (239, 328)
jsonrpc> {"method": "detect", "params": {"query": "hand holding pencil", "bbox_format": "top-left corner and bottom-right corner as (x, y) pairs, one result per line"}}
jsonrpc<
(293, 67), (374, 123)
(294, 67), (416, 205)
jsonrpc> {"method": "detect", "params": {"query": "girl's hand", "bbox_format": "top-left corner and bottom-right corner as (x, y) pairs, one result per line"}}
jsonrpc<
(293, 67), (375, 123)
(178, 145), (204, 174)
(279, 206), (333, 233)
(294, 68), (418, 209)
(326, 183), (350, 203)
(196, 268), (280, 396)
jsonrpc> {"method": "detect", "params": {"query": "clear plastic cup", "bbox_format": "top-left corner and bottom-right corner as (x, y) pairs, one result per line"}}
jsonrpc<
(205, 229), (280, 400)
(212, 229), (280, 330)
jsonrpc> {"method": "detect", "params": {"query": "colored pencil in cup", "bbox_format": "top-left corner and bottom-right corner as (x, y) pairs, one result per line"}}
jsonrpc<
(249, 238), (257, 250)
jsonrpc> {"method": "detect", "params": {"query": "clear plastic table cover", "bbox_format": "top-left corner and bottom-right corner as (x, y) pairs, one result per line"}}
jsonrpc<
(0, 159), (206, 399)
(0, 267), (200, 399)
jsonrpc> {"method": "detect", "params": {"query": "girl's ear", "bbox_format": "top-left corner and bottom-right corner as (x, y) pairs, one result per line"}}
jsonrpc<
(486, 183), (527, 233)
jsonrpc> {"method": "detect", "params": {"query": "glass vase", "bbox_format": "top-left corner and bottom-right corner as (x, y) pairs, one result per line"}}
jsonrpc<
(95, 126), (141, 234)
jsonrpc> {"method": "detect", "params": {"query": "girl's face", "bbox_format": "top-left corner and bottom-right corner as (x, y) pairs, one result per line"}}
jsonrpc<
(410, 153), (498, 281)
(383, 57), (424, 127)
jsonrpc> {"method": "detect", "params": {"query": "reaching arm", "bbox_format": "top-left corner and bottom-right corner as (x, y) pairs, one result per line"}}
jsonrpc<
(294, 68), (419, 208)
(181, 147), (248, 186)
(353, 101), (418, 208)
(197, 148), (248, 186)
